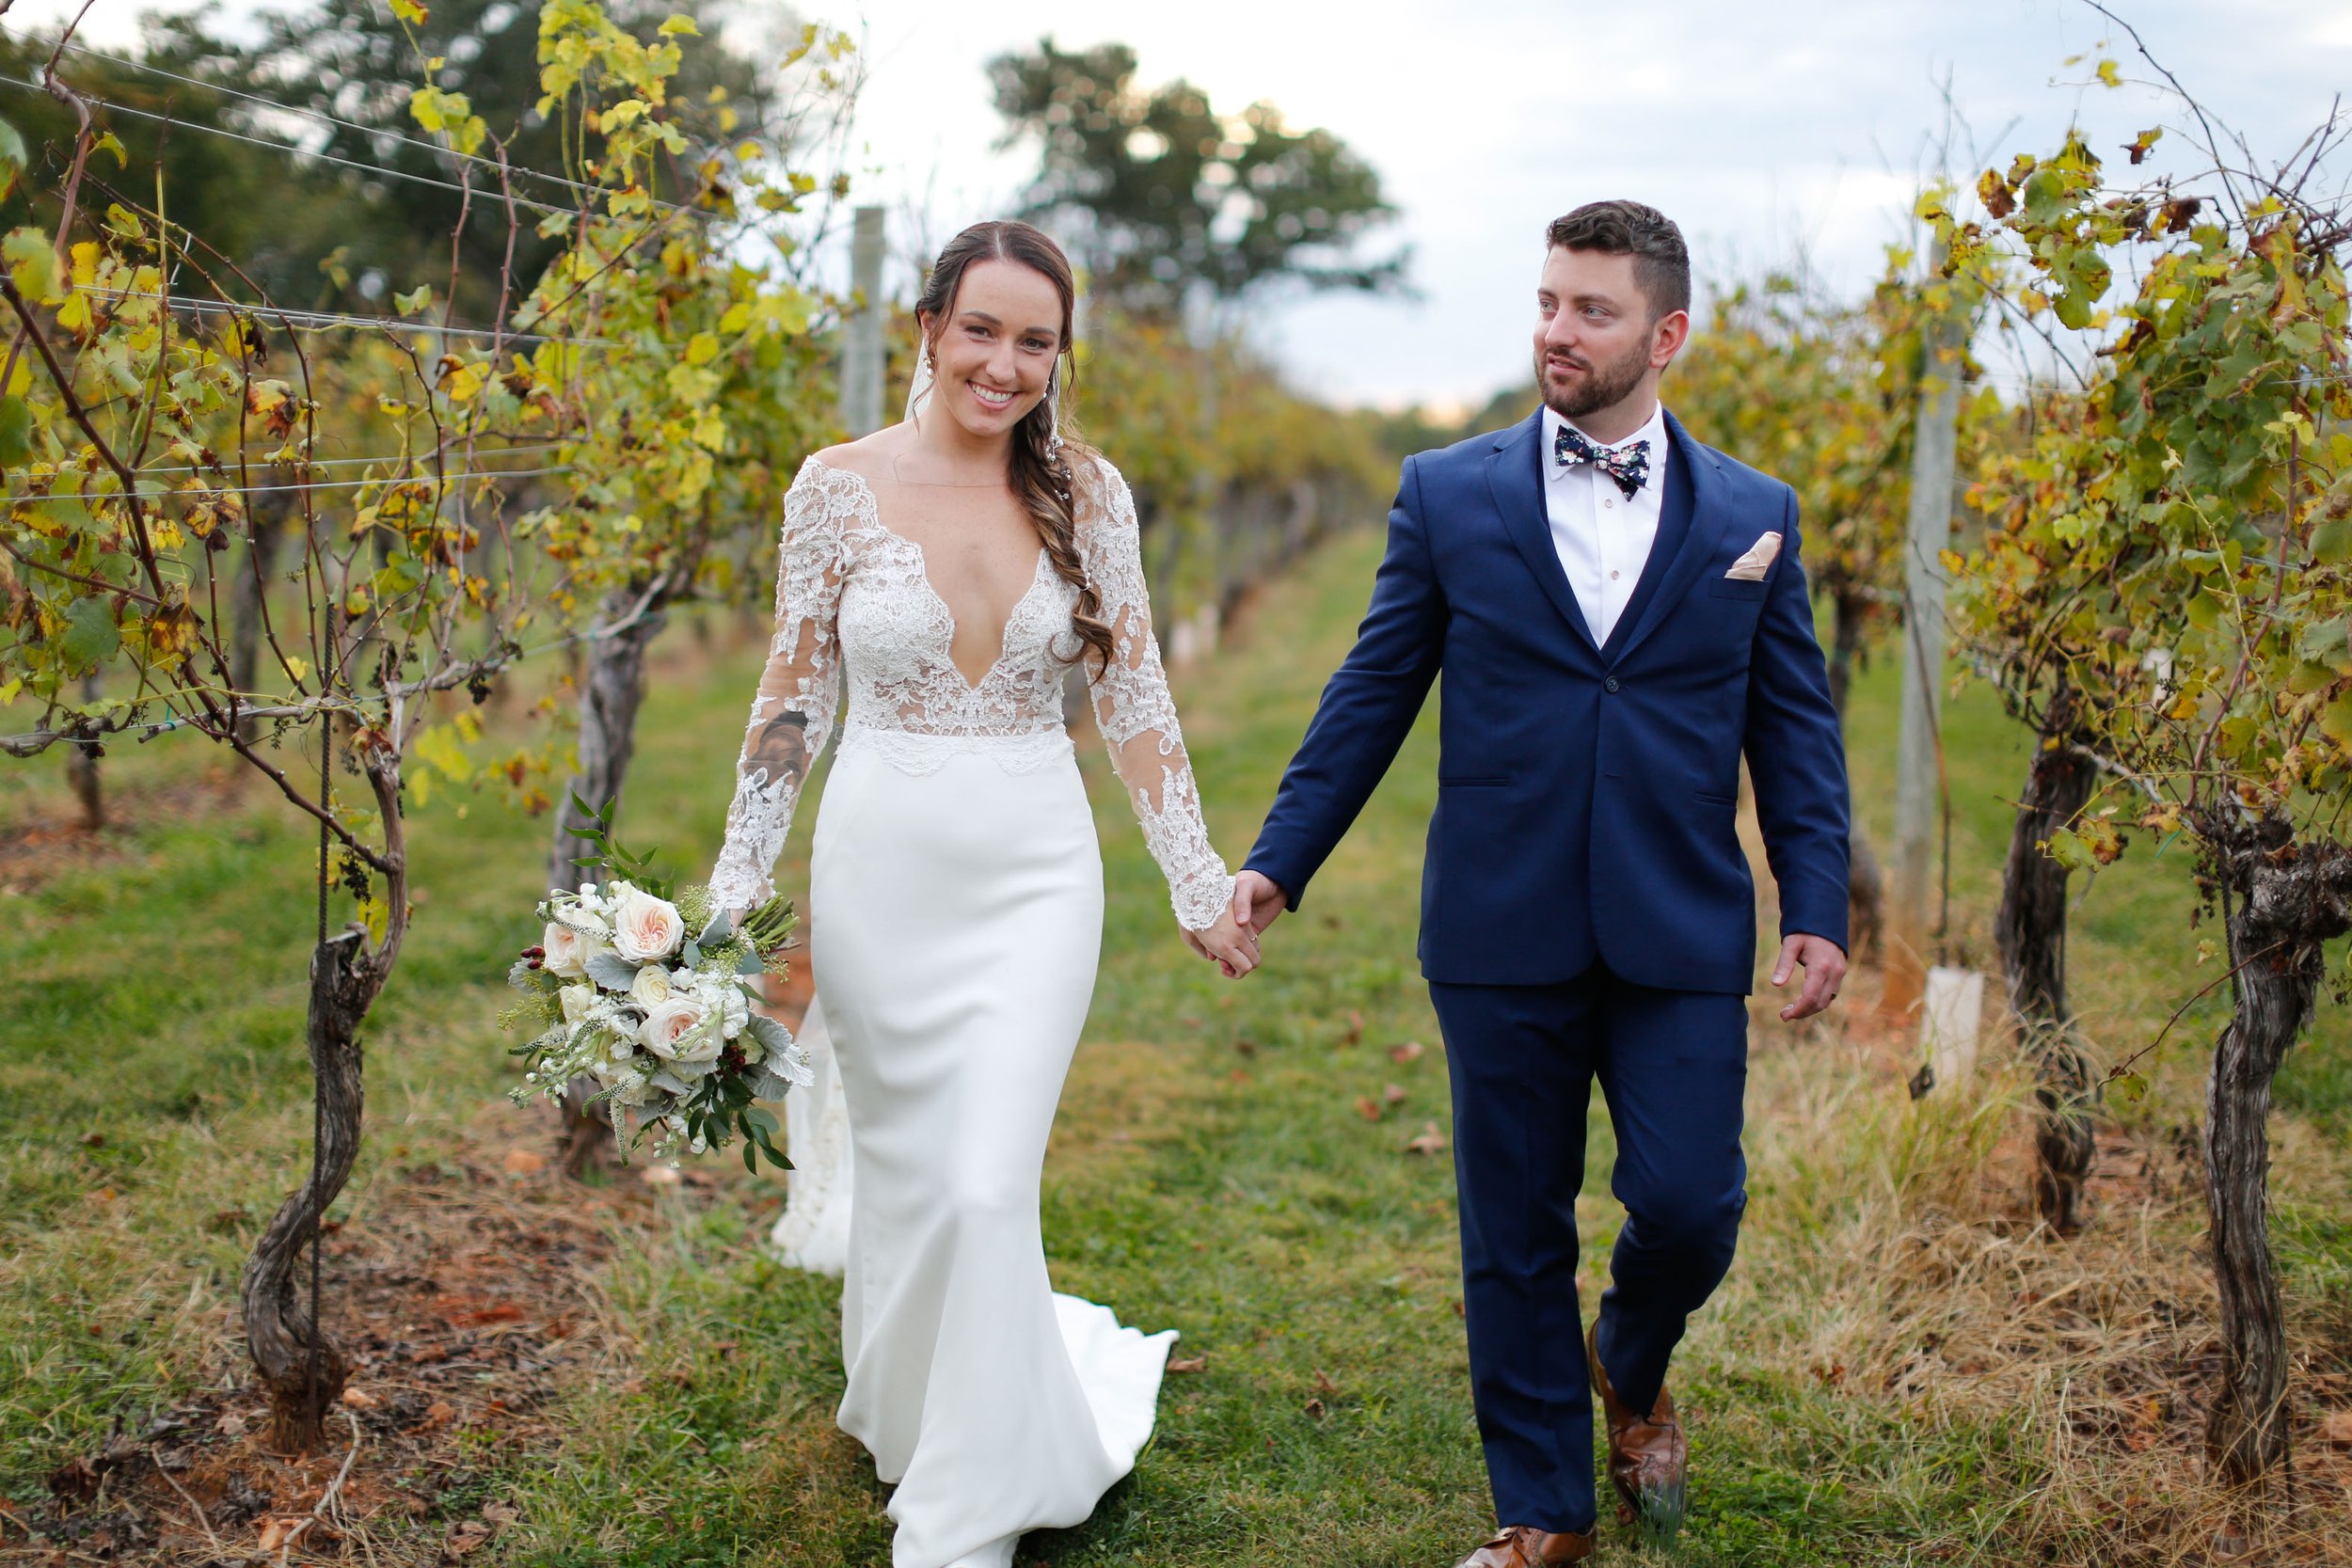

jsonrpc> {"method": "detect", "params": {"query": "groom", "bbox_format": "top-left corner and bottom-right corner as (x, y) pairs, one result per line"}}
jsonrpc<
(1232, 201), (1849, 1565)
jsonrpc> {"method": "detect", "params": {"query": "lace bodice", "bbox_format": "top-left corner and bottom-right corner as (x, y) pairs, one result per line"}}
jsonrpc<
(707, 451), (1236, 931)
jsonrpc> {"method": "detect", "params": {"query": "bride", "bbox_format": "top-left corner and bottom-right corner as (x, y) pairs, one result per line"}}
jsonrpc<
(706, 218), (1260, 1568)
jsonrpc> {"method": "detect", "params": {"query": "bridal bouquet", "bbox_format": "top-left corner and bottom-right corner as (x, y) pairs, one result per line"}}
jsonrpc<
(503, 796), (810, 1167)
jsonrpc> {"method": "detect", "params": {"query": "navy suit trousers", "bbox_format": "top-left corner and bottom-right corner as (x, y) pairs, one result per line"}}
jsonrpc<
(1428, 968), (1749, 1534)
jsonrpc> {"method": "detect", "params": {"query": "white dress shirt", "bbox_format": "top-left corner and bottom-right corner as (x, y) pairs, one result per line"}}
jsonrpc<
(1542, 402), (1669, 647)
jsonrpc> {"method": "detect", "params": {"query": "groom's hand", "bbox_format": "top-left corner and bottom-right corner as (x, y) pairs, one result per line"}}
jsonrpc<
(1231, 870), (1289, 941)
(1772, 934), (1848, 1022)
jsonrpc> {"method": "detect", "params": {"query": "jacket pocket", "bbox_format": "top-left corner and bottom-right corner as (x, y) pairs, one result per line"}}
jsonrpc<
(1438, 775), (1508, 788)
(1693, 787), (1737, 807)
(1707, 576), (1770, 601)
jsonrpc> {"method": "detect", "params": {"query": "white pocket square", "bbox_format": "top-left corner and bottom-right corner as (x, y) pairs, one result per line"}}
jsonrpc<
(1724, 531), (1783, 581)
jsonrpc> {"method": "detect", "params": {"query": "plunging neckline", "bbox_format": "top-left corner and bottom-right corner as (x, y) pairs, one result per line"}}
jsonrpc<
(810, 455), (1056, 692)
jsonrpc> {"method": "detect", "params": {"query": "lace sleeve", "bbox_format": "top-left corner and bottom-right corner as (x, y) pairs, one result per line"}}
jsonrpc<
(1078, 455), (1236, 931)
(707, 458), (848, 913)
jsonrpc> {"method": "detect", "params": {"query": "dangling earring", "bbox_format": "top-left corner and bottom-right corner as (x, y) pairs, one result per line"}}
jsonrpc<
(1041, 364), (1065, 460)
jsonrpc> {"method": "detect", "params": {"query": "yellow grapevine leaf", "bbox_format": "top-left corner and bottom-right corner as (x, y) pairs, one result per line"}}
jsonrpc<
(3, 228), (56, 302)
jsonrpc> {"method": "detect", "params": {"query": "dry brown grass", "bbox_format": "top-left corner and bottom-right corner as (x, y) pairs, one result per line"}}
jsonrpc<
(1674, 954), (2352, 1566)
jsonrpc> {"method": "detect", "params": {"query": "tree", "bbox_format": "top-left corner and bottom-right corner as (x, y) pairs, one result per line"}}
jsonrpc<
(1674, 256), (2003, 962)
(988, 39), (1406, 320)
(135, 0), (790, 316)
(1944, 93), (2352, 1496)
(0, 0), (839, 1445)
(489, 3), (851, 1167)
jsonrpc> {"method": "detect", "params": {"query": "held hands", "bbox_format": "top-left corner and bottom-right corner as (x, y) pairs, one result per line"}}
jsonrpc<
(1772, 933), (1848, 1022)
(1183, 870), (1289, 979)
(1183, 907), (1261, 978)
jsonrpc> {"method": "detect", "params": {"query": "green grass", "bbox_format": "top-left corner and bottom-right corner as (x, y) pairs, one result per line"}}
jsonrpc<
(4, 531), (2350, 1565)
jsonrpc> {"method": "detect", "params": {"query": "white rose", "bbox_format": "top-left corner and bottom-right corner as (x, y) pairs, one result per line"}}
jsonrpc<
(639, 995), (723, 1063)
(628, 965), (678, 1009)
(543, 922), (593, 979)
(559, 983), (596, 1024)
(611, 888), (686, 963)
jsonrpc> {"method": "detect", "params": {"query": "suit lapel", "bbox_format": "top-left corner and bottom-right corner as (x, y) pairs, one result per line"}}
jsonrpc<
(1605, 409), (1735, 667)
(1485, 411), (1599, 657)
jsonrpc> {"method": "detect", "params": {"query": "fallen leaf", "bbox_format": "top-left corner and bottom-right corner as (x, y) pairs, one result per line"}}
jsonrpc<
(1355, 1095), (1383, 1122)
(341, 1386), (377, 1408)
(444, 1518), (493, 1560)
(1388, 1040), (1424, 1063)
(420, 1402), (456, 1429)
(1304, 1397), (1327, 1419)
(1312, 1369), (1340, 1397)
(1342, 1010), (1364, 1046)
(1405, 1121), (1447, 1156)
(79, 1132), (104, 1148)
(446, 1303), (525, 1327)
(501, 1148), (547, 1176)
(2323, 1409), (2352, 1448)
(1168, 1354), (1207, 1373)
(1233, 1038), (1258, 1056)
(481, 1503), (519, 1528)
(215, 1411), (249, 1438)
(258, 1517), (312, 1553)
(1229, 1068), (1250, 1084)
(1383, 1083), (1407, 1105)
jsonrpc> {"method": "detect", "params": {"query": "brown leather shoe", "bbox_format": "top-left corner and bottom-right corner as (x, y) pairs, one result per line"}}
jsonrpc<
(1453, 1524), (1595, 1567)
(1586, 1321), (1689, 1543)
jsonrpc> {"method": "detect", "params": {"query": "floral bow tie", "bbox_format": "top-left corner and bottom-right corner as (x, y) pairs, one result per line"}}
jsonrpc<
(1553, 425), (1651, 499)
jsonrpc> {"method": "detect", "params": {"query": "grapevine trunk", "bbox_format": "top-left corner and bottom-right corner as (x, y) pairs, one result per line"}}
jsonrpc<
(1994, 708), (2096, 1233)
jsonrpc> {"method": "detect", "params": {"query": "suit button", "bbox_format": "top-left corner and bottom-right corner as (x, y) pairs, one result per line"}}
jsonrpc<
(1604, 676), (1621, 693)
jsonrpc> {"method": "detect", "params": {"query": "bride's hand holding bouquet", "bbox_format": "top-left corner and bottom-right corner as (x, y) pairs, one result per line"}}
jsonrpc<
(503, 795), (811, 1167)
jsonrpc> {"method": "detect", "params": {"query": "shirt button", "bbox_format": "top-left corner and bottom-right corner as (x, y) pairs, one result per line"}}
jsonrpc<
(1610, 570), (1620, 579)
(1603, 499), (1614, 509)
(1604, 676), (1621, 693)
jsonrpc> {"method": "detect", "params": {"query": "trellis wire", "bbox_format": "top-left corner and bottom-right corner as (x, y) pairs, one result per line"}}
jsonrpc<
(56, 41), (693, 219)
(0, 593), (673, 755)
(1, 75), (579, 221)
(123, 442), (572, 478)
(3, 462), (579, 502)
(71, 286), (629, 350)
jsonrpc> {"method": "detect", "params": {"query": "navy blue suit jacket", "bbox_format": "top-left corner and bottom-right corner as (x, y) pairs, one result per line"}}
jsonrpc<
(1243, 407), (1850, 993)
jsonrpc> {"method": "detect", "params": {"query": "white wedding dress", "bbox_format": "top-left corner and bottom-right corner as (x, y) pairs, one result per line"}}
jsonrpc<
(707, 450), (1234, 1568)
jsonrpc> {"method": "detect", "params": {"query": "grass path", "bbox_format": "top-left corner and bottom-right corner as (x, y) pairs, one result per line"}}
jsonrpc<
(4, 527), (2350, 1564)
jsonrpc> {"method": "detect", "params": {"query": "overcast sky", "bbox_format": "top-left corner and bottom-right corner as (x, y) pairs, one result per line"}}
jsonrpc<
(13, 0), (2352, 412)
(787, 0), (2352, 414)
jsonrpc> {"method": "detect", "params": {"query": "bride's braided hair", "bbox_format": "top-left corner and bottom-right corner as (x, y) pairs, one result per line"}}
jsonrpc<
(914, 220), (1115, 681)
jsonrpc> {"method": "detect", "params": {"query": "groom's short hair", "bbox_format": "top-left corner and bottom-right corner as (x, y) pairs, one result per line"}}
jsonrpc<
(1547, 201), (1691, 322)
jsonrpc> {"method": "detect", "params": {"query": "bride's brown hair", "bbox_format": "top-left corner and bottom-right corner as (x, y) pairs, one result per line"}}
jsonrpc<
(914, 220), (1115, 680)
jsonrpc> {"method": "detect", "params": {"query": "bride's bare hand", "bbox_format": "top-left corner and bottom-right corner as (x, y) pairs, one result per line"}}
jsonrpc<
(1184, 910), (1261, 977)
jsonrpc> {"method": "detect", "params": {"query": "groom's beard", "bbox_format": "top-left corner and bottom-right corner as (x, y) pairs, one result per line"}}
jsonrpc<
(1536, 339), (1651, 422)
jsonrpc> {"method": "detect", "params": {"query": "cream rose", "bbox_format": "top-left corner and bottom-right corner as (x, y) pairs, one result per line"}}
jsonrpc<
(639, 995), (723, 1064)
(559, 983), (596, 1024)
(611, 888), (687, 963)
(543, 921), (594, 979)
(628, 965), (678, 1009)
